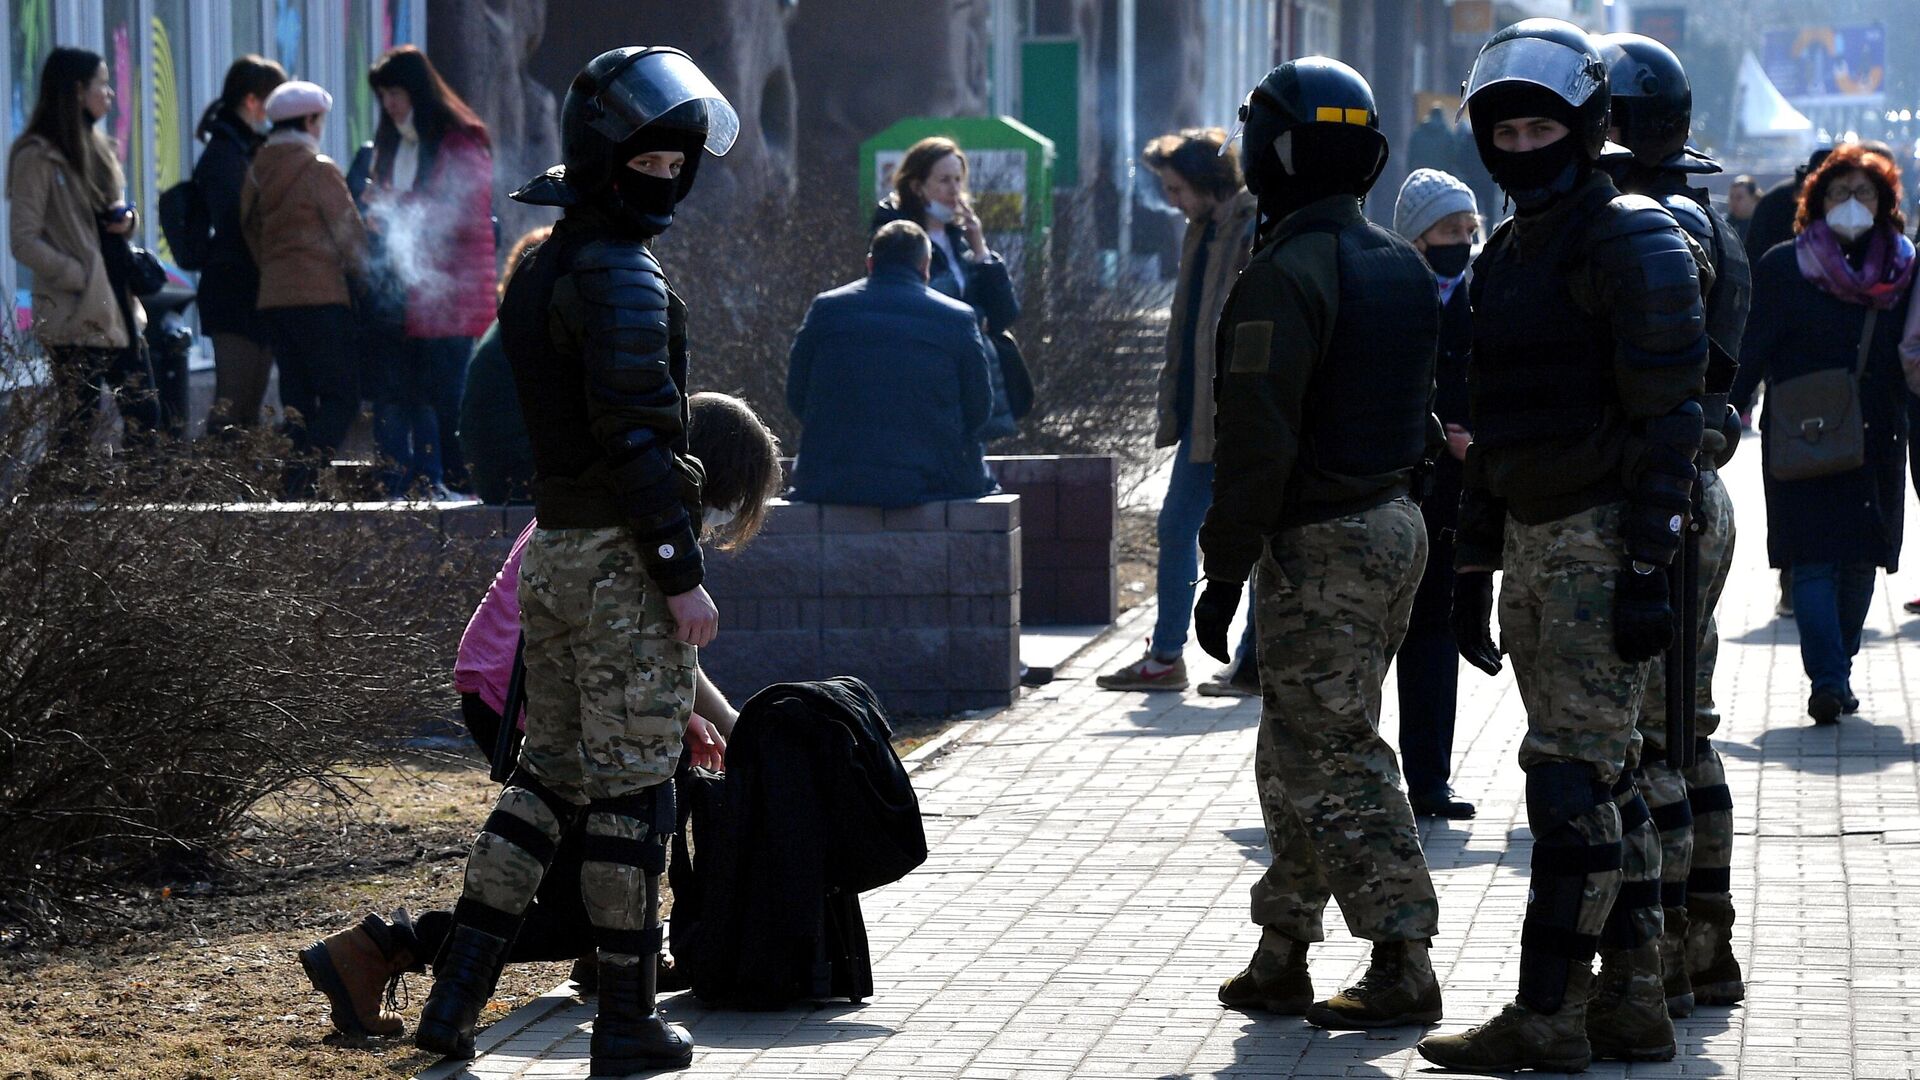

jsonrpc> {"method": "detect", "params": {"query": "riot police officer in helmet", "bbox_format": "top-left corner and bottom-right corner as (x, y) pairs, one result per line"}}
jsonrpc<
(1199, 57), (1447, 1031)
(1415, 19), (1709, 1073)
(1596, 27), (1750, 1024)
(414, 47), (735, 1076)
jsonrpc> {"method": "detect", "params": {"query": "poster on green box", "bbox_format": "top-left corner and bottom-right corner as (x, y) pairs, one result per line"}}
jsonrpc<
(860, 116), (1054, 269)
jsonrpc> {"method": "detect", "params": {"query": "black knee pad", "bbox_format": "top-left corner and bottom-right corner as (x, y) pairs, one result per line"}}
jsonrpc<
(506, 766), (584, 824)
(1521, 762), (1618, 1012)
(584, 786), (674, 875)
(1687, 783), (1733, 816)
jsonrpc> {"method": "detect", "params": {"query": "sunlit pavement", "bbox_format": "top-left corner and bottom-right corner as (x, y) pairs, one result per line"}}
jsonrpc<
(425, 430), (1920, 1080)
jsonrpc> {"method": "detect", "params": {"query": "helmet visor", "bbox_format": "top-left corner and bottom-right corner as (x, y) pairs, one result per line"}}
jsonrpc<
(589, 50), (740, 156)
(1465, 36), (1603, 110)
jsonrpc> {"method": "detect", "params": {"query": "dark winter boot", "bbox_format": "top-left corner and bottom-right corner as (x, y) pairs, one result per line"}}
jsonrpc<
(1218, 927), (1313, 1015)
(1305, 939), (1443, 1029)
(1658, 907), (1694, 1017)
(1586, 942), (1677, 1062)
(1416, 967), (1595, 1073)
(1685, 896), (1745, 1005)
(590, 952), (695, 1074)
(569, 954), (599, 995)
(414, 924), (512, 1060)
(297, 908), (421, 1038)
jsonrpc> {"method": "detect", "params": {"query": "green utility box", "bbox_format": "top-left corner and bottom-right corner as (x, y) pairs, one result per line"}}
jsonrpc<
(859, 116), (1056, 256)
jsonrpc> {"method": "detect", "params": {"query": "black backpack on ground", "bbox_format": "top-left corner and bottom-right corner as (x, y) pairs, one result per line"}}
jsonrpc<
(668, 677), (927, 1008)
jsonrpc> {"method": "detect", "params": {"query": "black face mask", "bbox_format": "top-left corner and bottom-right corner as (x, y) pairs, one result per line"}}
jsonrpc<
(1424, 242), (1471, 278)
(609, 169), (680, 236)
(1484, 134), (1584, 210)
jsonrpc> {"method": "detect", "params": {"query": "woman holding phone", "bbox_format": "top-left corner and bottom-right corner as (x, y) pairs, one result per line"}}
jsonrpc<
(7, 46), (158, 461)
(871, 137), (1021, 440)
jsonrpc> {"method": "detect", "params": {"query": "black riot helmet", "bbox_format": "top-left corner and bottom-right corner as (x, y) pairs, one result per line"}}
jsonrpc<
(1465, 20), (1610, 159)
(1597, 33), (1716, 174)
(1233, 57), (1389, 227)
(511, 46), (738, 235)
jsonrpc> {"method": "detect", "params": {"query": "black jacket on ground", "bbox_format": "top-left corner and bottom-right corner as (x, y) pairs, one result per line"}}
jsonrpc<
(670, 677), (927, 1007)
(1733, 241), (1913, 571)
(192, 110), (267, 341)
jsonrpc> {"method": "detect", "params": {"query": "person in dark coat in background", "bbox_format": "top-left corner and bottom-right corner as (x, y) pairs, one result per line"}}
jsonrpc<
(1725, 175), (1759, 244)
(786, 220), (998, 508)
(871, 136), (1020, 441)
(458, 225), (547, 505)
(195, 55), (286, 434)
(1389, 167), (1479, 822)
(1744, 147), (1828, 269)
(1407, 107), (1457, 174)
(1732, 144), (1917, 725)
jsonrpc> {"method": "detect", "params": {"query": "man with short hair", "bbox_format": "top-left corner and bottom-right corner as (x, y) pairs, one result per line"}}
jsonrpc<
(1725, 175), (1759, 242)
(1097, 127), (1262, 696)
(786, 219), (998, 508)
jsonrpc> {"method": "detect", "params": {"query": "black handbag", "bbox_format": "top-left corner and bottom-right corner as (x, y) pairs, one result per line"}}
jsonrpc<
(992, 330), (1035, 421)
(1765, 308), (1877, 482)
(100, 226), (169, 297)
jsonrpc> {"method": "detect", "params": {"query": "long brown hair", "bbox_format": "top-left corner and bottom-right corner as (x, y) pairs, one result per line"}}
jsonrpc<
(499, 225), (552, 301)
(1796, 142), (1906, 237)
(889, 136), (967, 225)
(687, 392), (783, 552)
(13, 47), (120, 210)
(368, 45), (488, 187)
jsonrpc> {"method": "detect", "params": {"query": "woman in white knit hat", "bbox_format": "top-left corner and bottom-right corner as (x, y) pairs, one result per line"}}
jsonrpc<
(1389, 167), (1480, 820)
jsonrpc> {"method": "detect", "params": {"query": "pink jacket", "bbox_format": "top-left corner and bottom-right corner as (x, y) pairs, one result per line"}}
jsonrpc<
(393, 127), (496, 339)
(454, 520), (533, 720)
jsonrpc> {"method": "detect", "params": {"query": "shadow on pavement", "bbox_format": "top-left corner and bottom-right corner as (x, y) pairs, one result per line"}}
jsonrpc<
(1719, 718), (1916, 775)
(1153, 1017), (1409, 1079)
(1089, 697), (1261, 738)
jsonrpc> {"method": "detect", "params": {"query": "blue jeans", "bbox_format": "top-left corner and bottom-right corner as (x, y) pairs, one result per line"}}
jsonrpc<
(1790, 561), (1876, 697)
(375, 401), (443, 494)
(1154, 439), (1256, 664)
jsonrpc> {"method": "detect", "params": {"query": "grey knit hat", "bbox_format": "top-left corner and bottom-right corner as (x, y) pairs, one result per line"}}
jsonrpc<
(1393, 168), (1478, 243)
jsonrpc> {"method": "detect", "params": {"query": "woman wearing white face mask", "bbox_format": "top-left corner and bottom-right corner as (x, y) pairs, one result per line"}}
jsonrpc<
(1732, 143), (1917, 725)
(872, 137), (1022, 440)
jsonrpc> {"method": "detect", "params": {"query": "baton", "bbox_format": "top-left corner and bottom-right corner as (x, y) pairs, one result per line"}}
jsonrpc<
(490, 634), (528, 784)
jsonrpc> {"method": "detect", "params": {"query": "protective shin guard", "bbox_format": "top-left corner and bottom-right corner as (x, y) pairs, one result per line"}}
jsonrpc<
(1684, 740), (1734, 906)
(1600, 774), (1663, 951)
(584, 786), (692, 1073)
(1519, 763), (1622, 1015)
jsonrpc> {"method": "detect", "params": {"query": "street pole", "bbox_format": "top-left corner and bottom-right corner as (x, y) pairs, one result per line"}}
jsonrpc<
(1118, 0), (1136, 266)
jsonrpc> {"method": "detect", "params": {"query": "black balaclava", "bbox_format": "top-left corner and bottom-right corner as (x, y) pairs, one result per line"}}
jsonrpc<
(1475, 83), (1589, 212)
(605, 126), (706, 237)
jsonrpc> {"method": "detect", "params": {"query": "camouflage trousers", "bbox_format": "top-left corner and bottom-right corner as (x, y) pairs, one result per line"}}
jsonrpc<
(1249, 496), (1439, 944)
(453, 526), (693, 963)
(1501, 503), (1649, 1003)
(1629, 470), (1738, 913)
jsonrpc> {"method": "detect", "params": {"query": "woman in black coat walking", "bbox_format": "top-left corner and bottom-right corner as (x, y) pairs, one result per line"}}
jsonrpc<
(1733, 143), (1918, 725)
(196, 56), (286, 435)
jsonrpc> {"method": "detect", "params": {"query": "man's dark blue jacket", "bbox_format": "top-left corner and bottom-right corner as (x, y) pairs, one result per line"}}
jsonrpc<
(786, 263), (998, 507)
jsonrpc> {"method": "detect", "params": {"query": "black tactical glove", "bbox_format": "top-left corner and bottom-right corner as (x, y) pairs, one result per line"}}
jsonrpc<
(1450, 571), (1502, 676)
(1613, 563), (1675, 662)
(1194, 579), (1242, 664)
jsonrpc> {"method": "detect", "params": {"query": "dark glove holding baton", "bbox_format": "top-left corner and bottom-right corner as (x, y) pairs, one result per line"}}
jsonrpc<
(1193, 579), (1242, 664)
(1451, 570), (1502, 676)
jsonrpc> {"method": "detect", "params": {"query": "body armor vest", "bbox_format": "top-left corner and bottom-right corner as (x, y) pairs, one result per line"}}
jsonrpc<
(1284, 217), (1438, 515)
(1466, 183), (1618, 452)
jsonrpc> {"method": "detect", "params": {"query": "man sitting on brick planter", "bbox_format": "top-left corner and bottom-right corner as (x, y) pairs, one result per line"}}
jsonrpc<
(785, 220), (999, 508)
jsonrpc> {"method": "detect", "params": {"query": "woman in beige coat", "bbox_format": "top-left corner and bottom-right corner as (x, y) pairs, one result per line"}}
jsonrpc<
(7, 46), (155, 458)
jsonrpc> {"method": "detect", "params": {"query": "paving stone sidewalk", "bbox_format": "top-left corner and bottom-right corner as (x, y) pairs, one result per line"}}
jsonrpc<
(422, 454), (1920, 1080)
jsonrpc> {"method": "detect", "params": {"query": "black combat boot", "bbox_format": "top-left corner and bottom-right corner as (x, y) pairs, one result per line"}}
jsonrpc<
(1218, 927), (1313, 1014)
(414, 924), (512, 1060)
(590, 951), (695, 1074)
(1305, 939), (1443, 1029)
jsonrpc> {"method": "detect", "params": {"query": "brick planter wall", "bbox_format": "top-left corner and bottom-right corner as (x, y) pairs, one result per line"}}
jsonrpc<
(986, 456), (1118, 626)
(695, 496), (1022, 716)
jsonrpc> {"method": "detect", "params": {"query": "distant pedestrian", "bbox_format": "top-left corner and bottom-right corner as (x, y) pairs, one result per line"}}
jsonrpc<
(871, 137), (1021, 441)
(1732, 143), (1916, 725)
(194, 54), (287, 435)
(1389, 167), (1479, 821)
(458, 226), (548, 505)
(241, 80), (368, 496)
(1096, 127), (1259, 695)
(1725, 174), (1759, 244)
(1407, 107), (1456, 175)
(7, 46), (158, 462)
(362, 45), (497, 498)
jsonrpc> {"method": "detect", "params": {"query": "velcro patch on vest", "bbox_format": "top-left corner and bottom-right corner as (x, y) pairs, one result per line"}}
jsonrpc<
(1229, 320), (1275, 373)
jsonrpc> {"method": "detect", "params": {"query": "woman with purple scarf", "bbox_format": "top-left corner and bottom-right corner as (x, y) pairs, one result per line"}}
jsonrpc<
(1733, 143), (1918, 725)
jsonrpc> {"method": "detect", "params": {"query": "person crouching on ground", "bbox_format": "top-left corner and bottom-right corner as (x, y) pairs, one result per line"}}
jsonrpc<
(297, 391), (782, 1042)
